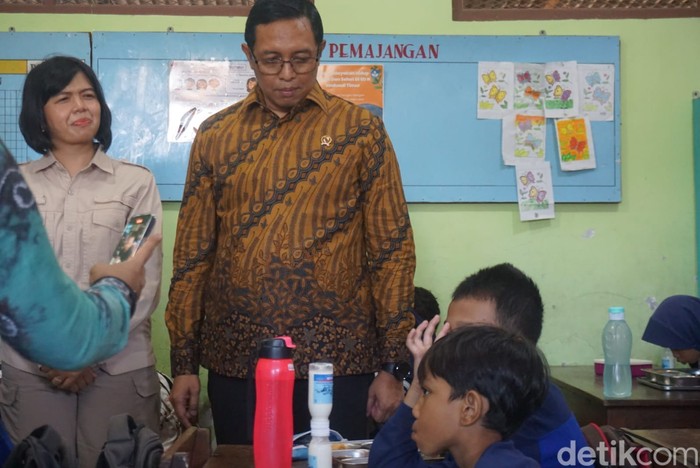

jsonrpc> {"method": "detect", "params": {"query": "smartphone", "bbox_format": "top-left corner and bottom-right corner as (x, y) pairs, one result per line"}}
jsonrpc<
(109, 214), (156, 264)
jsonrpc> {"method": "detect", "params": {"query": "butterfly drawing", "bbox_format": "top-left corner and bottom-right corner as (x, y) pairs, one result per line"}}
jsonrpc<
(518, 119), (533, 132)
(524, 86), (541, 101)
(553, 85), (564, 98)
(489, 85), (507, 104)
(523, 134), (543, 151)
(545, 70), (561, 85)
(519, 171), (536, 186)
(585, 72), (601, 87)
(517, 71), (531, 83)
(592, 87), (611, 104)
(569, 136), (587, 153)
(529, 186), (547, 203)
(560, 89), (572, 102)
(482, 70), (497, 85)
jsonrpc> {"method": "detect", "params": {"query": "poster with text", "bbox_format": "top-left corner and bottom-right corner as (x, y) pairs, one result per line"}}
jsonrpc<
(168, 60), (255, 142)
(318, 64), (384, 118)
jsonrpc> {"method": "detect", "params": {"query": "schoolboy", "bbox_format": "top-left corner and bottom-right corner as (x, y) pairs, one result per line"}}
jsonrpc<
(369, 325), (548, 467)
(445, 263), (588, 466)
(371, 263), (588, 467)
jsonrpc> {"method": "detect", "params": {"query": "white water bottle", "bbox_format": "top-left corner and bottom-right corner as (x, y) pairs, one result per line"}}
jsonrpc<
(602, 306), (632, 398)
(308, 362), (333, 468)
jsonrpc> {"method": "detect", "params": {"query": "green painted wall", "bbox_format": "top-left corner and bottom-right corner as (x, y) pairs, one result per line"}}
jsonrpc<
(3, 2), (699, 373)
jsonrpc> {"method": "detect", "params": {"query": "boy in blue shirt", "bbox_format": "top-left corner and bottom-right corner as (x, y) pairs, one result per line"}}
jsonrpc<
(371, 263), (588, 467)
(369, 325), (547, 467)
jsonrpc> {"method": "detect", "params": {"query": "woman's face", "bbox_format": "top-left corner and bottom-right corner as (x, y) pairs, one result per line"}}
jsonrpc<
(43, 72), (101, 149)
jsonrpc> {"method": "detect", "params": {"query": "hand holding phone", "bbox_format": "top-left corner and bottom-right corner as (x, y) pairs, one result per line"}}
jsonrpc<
(110, 214), (156, 264)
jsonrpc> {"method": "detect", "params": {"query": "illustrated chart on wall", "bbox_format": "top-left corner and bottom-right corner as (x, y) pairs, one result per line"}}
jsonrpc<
(95, 33), (621, 202)
(0, 33), (91, 163)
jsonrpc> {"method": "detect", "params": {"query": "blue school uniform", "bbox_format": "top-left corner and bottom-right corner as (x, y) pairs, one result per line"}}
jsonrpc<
(368, 403), (538, 468)
(369, 382), (587, 468)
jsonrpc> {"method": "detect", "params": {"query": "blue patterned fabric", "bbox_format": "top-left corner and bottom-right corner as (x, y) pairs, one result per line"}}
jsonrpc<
(0, 138), (132, 370)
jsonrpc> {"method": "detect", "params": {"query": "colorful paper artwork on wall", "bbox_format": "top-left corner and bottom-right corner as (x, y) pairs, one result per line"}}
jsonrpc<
(513, 63), (545, 114)
(502, 113), (546, 166)
(555, 117), (597, 171)
(477, 61), (514, 119)
(578, 63), (615, 121)
(516, 161), (555, 221)
(543, 61), (579, 118)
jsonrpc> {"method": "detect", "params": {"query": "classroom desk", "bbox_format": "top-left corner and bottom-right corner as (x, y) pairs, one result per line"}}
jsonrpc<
(202, 445), (307, 468)
(623, 429), (700, 467)
(550, 366), (700, 429)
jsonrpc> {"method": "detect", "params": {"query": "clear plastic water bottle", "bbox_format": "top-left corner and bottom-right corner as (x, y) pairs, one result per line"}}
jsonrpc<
(602, 306), (632, 398)
(253, 336), (296, 468)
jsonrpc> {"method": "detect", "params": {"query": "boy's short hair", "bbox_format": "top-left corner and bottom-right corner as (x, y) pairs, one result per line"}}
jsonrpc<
(414, 286), (440, 323)
(418, 325), (549, 439)
(452, 263), (543, 343)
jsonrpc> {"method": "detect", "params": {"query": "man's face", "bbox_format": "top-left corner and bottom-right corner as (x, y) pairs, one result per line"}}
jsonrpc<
(242, 17), (325, 117)
(446, 297), (498, 330)
(411, 372), (462, 457)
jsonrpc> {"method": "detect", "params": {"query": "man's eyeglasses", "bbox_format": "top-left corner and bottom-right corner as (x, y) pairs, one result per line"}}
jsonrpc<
(251, 52), (320, 75)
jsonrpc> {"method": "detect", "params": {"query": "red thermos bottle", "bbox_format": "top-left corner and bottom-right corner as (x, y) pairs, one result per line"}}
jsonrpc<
(253, 336), (296, 468)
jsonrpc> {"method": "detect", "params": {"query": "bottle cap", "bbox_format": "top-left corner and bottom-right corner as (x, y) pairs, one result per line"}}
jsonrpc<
(310, 418), (330, 437)
(608, 306), (625, 320)
(258, 336), (296, 359)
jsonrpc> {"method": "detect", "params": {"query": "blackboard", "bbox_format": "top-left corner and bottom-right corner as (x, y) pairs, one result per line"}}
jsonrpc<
(0, 32), (621, 203)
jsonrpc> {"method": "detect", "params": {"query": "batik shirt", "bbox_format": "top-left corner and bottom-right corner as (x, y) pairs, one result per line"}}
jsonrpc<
(0, 139), (134, 370)
(166, 83), (416, 378)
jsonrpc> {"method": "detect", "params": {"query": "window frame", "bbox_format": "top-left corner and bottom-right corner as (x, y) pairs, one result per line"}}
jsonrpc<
(452, 0), (700, 21)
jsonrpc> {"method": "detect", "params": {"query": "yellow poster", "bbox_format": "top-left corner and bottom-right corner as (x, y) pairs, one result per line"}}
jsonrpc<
(317, 64), (384, 118)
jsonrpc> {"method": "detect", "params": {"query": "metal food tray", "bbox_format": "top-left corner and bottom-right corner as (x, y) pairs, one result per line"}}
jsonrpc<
(639, 368), (700, 390)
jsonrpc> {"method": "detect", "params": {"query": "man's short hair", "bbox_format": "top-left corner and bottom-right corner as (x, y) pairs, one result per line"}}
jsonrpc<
(245, 0), (324, 51)
(418, 325), (549, 439)
(452, 263), (543, 343)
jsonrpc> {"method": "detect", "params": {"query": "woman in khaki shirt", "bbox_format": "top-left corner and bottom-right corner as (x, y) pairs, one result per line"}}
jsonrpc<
(0, 56), (163, 468)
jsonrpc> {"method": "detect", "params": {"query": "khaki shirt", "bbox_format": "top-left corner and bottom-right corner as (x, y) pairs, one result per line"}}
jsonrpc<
(2, 148), (163, 375)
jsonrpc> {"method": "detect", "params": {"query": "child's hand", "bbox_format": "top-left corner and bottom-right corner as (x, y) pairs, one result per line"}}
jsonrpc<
(404, 315), (451, 407)
(406, 315), (450, 367)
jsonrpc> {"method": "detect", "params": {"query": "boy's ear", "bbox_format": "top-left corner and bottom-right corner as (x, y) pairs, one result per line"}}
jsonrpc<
(459, 390), (489, 426)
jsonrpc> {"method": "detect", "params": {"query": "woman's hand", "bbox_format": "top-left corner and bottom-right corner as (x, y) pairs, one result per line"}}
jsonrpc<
(89, 234), (162, 295)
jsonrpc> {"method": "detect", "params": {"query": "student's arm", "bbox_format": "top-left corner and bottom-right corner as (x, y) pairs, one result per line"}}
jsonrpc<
(0, 148), (158, 369)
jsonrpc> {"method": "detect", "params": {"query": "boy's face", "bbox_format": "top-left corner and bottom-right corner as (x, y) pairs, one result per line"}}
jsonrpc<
(411, 372), (462, 457)
(446, 297), (498, 330)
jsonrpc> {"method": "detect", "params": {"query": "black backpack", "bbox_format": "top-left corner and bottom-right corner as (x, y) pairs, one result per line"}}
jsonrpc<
(4, 425), (70, 468)
(95, 414), (163, 468)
